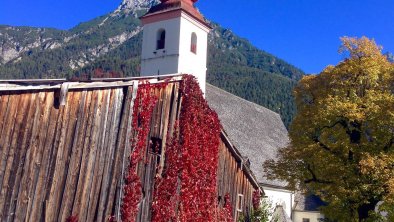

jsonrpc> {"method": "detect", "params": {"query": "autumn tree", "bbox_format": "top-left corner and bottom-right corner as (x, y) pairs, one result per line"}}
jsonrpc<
(264, 37), (394, 221)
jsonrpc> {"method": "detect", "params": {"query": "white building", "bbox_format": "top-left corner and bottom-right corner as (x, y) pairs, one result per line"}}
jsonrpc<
(292, 192), (325, 222)
(140, 0), (210, 93)
(263, 184), (295, 218)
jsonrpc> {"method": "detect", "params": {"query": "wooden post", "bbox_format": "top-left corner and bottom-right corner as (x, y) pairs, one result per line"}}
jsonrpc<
(117, 81), (139, 220)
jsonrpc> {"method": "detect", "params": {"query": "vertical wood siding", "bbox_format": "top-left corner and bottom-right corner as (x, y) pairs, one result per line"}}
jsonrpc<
(0, 87), (131, 222)
(0, 81), (257, 222)
(217, 140), (255, 220)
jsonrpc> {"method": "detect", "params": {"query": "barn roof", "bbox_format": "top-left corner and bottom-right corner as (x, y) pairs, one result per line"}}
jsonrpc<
(205, 84), (290, 187)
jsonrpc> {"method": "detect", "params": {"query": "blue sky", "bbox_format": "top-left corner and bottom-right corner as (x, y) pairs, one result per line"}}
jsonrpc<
(1, 0), (393, 74)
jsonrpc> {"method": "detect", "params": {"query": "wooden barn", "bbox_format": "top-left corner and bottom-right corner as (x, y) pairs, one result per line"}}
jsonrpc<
(0, 75), (260, 222)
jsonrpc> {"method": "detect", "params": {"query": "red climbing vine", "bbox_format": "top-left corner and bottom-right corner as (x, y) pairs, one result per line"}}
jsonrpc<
(151, 124), (182, 221)
(218, 194), (234, 222)
(151, 75), (222, 222)
(121, 82), (164, 222)
(66, 215), (78, 222)
(121, 76), (232, 222)
(177, 75), (221, 221)
(252, 190), (261, 211)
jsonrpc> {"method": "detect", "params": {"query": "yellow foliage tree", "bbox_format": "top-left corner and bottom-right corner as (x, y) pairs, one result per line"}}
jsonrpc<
(264, 37), (394, 221)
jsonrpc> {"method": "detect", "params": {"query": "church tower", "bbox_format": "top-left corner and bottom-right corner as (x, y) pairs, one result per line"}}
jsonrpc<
(140, 0), (211, 93)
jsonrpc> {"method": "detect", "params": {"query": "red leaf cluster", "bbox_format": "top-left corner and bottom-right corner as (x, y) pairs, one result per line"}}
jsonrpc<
(252, 190), (261, 210)
(121, 82), (163, 222)
(152, 75), (222, 222)
(120, 76), (229, 221)
(218, 194), (234, 222)
(151, 124), (182, 221)
(252, 190), (261, 211)
(66, 215), (78, 222)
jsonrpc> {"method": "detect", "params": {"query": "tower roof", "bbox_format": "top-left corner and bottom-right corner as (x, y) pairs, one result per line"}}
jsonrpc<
(141, 0), (209, 28)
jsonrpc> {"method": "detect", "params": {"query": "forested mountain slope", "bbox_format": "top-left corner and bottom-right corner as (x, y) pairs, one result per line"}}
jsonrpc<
(0, 0), (304, 127)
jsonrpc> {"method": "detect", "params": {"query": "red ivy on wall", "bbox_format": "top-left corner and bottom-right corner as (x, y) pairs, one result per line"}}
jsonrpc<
(151, 75), (222, 222)
(177, 75), (221, 221)
(121, 76), (237, 222)
(151, 124), (181, 221)
(218, 194), (234, 222)
(252, 190), (261, 211)
(121, 82), (163, 222)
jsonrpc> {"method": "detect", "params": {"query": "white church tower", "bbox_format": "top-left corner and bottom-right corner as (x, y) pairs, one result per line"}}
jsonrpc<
(140, 0), (211, 93)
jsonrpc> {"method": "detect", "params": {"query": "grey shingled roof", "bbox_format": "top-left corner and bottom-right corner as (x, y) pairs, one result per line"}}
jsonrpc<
(205, 84), (289, 187)
(294, 192), (326, 211)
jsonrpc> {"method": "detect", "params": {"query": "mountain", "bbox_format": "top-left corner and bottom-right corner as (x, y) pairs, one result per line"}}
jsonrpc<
(0, 26), (67, 65)
(115, 0), (159, 14)
(0, 0), (304, 127)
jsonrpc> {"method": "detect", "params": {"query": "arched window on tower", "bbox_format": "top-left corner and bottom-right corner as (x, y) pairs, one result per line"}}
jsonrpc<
(157, 29), (166, 50)
(191, 32), (197, 54)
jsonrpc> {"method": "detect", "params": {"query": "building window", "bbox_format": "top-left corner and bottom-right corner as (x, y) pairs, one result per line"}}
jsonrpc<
(150, 137), (163, 165)
(302, 218), (310, 222)
(190, 32), (197, 54)
(236, 194), (244, 212)
(157, 29), (166, 50)
(150, 137), (162, 155)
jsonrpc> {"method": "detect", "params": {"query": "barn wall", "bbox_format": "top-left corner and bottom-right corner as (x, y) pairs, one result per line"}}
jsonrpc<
(0, 85), (144, 221)
(217, 138), (257, 220)
(0, 80), (258, 222)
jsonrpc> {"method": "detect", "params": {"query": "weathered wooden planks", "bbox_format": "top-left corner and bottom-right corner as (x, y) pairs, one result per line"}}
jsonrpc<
(0, 80), (258, 222)
(0, 87), (132, 222)
(216, 139), (258, 220)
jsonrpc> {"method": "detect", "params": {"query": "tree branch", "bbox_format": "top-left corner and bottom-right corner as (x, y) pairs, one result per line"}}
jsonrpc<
(312, 119), (348, 152)
(304, 164), (333, 184)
